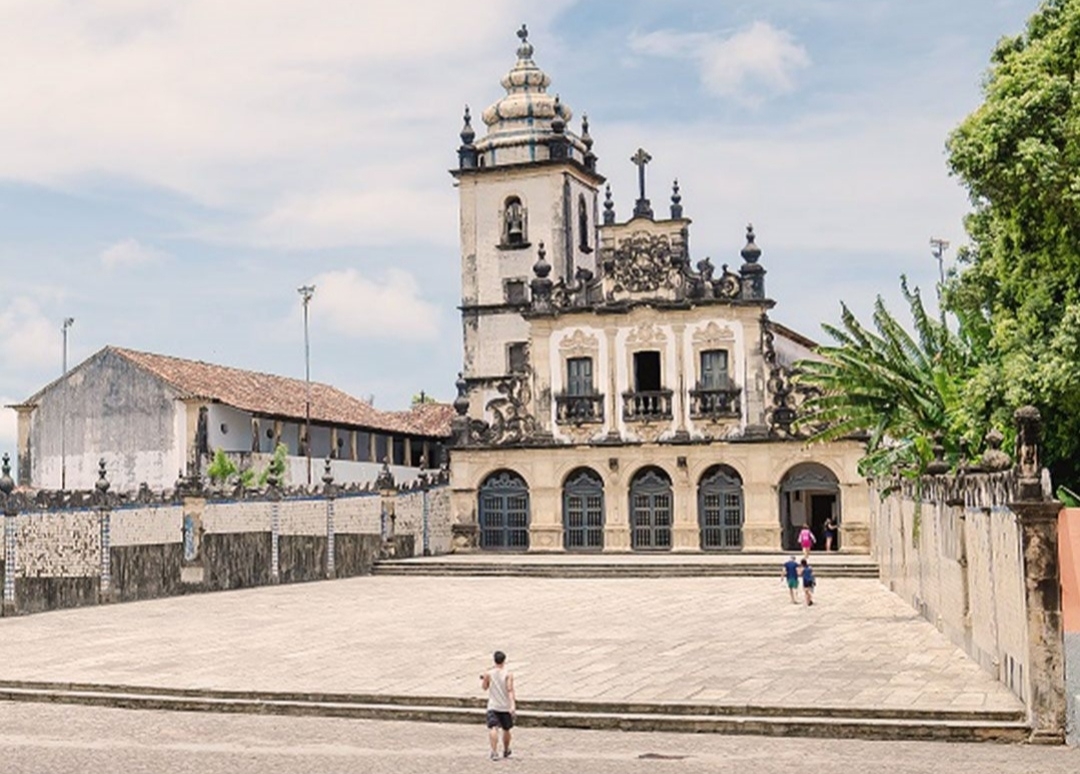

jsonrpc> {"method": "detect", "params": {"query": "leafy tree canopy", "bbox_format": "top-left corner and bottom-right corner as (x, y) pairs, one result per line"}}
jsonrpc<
(945, 0), (1080, 487)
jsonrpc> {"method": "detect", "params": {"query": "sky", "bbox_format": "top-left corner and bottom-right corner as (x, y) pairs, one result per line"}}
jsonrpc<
(0, 0), (1040, 459)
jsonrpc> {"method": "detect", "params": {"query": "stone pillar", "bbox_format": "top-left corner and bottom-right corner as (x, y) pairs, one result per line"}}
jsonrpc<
(178, 472), (206, 586)
(377, 461), (397, 558)
(322, 459), (336, 578)
(1, 453), (19, 615)
(93, 459), (113, 603)
(14, 405), (33, 488)
(268, 476), (281, 583)
(1009, 406), (1066, 743)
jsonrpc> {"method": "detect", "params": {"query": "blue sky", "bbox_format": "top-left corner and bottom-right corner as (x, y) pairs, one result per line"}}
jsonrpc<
(0, 0), (1038, 456)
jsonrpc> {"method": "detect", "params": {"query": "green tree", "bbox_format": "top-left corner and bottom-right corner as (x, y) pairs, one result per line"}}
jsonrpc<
(258, 443), (289, 487)
(207, 448), (238, 486)
(795, 279), (985, 478)
(946, 0), (1080, 487)
(411, 391), (437, 407)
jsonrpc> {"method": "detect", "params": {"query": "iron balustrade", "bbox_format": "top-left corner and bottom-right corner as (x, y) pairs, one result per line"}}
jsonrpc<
(622, 389), (674, 421)
(689, 386), (741, 419)
(555, 392), (605, 424)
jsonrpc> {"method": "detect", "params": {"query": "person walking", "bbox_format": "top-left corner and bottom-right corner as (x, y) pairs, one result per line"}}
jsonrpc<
(480, 650), (516, 760)
(801, 559), (816, 606)
(823, 515), (838, 552)
(783, 555), (800, 604)
(798, 523), (816, 559)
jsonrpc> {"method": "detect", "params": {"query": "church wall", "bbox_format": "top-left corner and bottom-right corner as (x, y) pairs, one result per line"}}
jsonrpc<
(449, 439), (870, 552)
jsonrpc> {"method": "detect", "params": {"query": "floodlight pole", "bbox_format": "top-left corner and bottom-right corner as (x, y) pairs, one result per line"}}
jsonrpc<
(61, 317), (75, 491)
(930, 237), (950, 288)
(298, 285), (316, 487)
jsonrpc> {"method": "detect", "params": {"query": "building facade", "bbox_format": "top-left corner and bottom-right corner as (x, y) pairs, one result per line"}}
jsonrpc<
(10, 347), (451, 493)
(447, 27), (870, 553)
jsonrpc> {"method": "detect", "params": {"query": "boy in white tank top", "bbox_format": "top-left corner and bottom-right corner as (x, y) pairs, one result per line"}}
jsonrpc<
(480, 650), (516, 759)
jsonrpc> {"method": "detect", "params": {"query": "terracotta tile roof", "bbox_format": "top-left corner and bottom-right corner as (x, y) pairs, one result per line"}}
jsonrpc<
(110, 347), (451, 438)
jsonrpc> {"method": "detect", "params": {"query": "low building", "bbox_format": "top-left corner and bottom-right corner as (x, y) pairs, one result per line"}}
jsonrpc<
(9, 346), (452, 493)
(446, 27), (870, 553)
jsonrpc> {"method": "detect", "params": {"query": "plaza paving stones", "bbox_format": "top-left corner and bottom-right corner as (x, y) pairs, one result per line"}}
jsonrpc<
(0, 574), (1027, 738)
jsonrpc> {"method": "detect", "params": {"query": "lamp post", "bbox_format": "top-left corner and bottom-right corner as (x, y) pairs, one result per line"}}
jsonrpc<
(61, 317), (74, 491)
(298, 285), (316, 486)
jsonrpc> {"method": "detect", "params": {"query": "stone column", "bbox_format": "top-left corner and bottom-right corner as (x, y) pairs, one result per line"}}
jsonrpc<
(268, 476), (281, 583)
(93, 459), (113, 603)
(1, 453), (19, 615)
(322, 459), (336, 578)
(1009, 406), (1066, 743)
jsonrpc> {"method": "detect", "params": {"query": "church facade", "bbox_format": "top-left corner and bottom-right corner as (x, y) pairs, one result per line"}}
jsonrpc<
(447, 27), (870, 553)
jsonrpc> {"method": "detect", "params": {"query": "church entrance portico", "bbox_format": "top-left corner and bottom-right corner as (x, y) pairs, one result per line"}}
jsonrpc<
(479, 470), (531, 550)
(698, 465), (744, 550)
(779, 462), (840, 552)
(630, 467), (673, 551)
(563, 467), (605, 550)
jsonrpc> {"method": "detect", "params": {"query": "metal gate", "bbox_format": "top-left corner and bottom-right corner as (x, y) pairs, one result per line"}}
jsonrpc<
(563, 468), (604, 550)
(479, 471), (530, 550)
(630, 468), (672, 550)
(699, 466), (744, 550)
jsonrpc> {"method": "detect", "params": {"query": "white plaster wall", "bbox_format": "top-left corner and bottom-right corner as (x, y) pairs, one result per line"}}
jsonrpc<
(774, 330), (818, 368)
(207, 405), (253, 453)
(474, 314), (532, 376)
(278, 457), (422, 489)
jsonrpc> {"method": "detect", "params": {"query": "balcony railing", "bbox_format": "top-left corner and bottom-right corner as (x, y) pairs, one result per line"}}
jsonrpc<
(622, 389), (673, 421)
(555, 392), (605, 424)
(689, 386), (741, 419)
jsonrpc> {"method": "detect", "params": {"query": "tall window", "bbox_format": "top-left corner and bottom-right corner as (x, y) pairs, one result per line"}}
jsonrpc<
(633, 351), (662, 392)
(700, 349), (729, 390)
(508, 342), (528, 374)
(578, 194), (591, 253)
(503, 196), (527, 247)
(567, 357), (594, 395)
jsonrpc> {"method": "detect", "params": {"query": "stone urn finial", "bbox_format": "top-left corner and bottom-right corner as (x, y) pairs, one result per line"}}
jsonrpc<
(0, 452), (14, 497)
(925, 434), (950, 476)
(980, 428), (1011, 472)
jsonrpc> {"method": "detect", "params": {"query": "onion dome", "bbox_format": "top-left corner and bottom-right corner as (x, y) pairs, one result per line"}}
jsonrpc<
(476, 25), (588, 167)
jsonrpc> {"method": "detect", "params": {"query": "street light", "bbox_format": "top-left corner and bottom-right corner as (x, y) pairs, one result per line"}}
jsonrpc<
(61, 317), (74, 491)
(298, 285), (316, 486)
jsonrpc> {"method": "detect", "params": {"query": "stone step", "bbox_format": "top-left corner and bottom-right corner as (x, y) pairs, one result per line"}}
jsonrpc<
(0, 682), (1028, 744)
(372, 562), (880, 579)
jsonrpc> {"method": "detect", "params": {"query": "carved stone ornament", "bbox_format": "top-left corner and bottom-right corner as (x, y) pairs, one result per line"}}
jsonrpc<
(760, 314), (818, 439)
(558, 329), (600, 359)
(626, 321), (668, 348)
(461, 371), (539, 447)
(692, 321), (736, 349)
(603, 231), (681, 295)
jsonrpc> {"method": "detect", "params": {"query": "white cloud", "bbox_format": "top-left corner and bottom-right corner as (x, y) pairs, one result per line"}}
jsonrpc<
(0, 1), (578, 247)
(0, 298), (59, 370)
(100, 237), (167, 269)
(308, 268), (440, 341)
(630, 22), (810, 102)
(0, 398), (16, 459)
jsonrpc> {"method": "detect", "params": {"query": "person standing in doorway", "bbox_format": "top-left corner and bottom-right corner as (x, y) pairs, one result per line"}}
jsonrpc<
(801, 559), (816, 606)
(823, 515), (838, 552)
(783, 556), (800, 604)
(480, 650), (516, 760)
(798, 523), (816, 559)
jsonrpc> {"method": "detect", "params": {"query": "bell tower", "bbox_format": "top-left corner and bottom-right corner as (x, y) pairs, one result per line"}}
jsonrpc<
(452, 25), (605, 400)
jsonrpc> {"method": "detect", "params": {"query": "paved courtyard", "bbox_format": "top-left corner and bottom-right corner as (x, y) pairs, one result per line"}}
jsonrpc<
(0, 574), (1023, 716)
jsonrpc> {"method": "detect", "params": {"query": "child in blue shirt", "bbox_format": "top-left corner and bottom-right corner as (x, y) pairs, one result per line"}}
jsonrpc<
(783, 556), (800, 604)
(800, 559), (816, 606)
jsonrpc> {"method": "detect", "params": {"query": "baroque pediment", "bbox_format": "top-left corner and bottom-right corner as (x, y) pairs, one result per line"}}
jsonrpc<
(626, 321), (668, 348)
(692, 321), (736, 348)
(558, 329), (600, 358)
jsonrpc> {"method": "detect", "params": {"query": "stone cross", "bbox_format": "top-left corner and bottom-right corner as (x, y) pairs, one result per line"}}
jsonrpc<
(631, 148), (653, 218)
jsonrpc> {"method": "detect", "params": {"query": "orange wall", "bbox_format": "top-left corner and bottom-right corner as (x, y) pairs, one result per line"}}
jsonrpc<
(1061, 508), (1080, 633)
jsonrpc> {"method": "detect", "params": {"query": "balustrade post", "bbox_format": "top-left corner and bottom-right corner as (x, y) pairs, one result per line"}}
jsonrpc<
(322, 458), (336, 578)
(1, 453), (18, 615)
(94, 459), (113, 602)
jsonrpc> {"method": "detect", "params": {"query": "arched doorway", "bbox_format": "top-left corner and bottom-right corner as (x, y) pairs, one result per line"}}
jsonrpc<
(478, 470), (530, 550)
(779, 463), (840, 552)
(698, 465), (744, 550)
(563, 468), (604, 551)
(630, 467), (673, 551)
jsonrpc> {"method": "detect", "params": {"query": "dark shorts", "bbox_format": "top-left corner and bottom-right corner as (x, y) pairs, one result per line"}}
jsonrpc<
(486, 710), (514, 730)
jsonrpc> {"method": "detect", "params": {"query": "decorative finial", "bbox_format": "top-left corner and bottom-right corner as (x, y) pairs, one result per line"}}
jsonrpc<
(460, 105), (475, 145)
(581, 114), (592, 148)
(0, 452), (13, 496)
(516, 23), (533, 59)
(533, 241), (551, 279)
(95, 458), (111, 495)
(603, 184), (615, 224)
(630, 147), (653, 219)
(551, 96), (565, 134)
(670, 179), (683, 219)
(322, 458), (335, 488)
(453, 373), (470, 416)
(741, 224), (761, 263)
